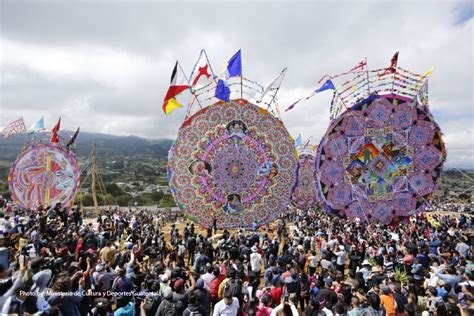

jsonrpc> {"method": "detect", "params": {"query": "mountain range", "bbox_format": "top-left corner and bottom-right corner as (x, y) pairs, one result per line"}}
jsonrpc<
(0, 131), (174, 161)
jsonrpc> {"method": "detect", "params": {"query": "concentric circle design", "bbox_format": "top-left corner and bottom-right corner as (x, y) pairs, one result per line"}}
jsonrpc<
(8, 144), (80, 209)
(315, 95), (446, 224)
(168, 100), (298, 229)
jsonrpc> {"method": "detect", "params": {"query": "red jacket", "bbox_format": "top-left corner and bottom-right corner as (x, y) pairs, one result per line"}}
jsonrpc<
(210, 274), (226, 300)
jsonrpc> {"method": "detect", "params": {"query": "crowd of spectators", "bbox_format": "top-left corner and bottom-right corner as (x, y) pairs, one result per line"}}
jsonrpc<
(0, 202), (472, 316)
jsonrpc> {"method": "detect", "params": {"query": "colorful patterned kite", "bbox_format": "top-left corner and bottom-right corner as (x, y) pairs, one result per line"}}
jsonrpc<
(291, 143), (319, 210)
(313, 56), (445, 224)
(168, 100), (297, 229)
(316, 95), (446, 224)
(8, 143), (80, 210)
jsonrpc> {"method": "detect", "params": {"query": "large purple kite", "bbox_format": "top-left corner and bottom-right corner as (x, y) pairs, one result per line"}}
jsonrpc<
(316, 95), (446, 224)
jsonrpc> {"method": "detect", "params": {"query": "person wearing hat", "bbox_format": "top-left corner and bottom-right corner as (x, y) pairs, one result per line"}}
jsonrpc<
(159, 273), (171, 294)
(99, 240), (117, 265)
(173, 270), (197, 311)
(380, 284), (397, 316)
(193, 277), (211, 315)
(92, 261), (116, 291)
(367, 266), (386, 289)
(358, 259), (372, 282)
(250, 245), (263, 282)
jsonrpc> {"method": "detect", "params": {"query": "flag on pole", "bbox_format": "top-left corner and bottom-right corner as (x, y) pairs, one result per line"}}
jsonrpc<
(29, 117), (45, 132)
(51, 117), (61, 143)
(215, 50), (242, 101)
(418, 66), (435, 81)
(285, 80), (336, 112)
(295, 134), (302, 147)
(162, 61), (190, 114)
(390, 51), (399, 69)
(314, 79), (335, 93)
(1, 117), (27, 139)
(259, 67), (287, 101)
(302, 137), (312, 148)
(379, 51), (399, 76)
(189, 49), (215, 89)
(66, 127), (80, 148)
(317, 59), (366, 84)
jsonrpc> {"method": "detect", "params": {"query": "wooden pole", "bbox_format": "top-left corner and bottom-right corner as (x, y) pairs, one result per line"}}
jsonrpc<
(91, 142), (99, 215)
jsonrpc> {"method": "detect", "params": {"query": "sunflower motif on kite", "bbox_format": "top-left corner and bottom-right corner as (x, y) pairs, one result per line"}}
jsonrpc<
(312, 56), (446, 225)
(8, 143), (80, 210)
(168, 100), (298, 229)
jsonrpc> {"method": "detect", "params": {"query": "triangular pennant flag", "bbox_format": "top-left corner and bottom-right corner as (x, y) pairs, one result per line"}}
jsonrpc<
(66, 127), (80, 148)
(418, 66), (435, 81)
(314, 79), (335, 93)
(390, 51), (399, 69)
(51, 117), (61, 143)
(163, 61), (190, 114)
(285, 80), (335, 112)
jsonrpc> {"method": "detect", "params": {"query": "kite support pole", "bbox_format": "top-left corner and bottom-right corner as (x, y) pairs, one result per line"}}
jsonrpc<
(91, 142), (99, 215)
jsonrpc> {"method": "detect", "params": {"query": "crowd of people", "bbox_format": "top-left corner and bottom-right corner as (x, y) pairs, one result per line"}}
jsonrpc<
(0, 201), (472, 316)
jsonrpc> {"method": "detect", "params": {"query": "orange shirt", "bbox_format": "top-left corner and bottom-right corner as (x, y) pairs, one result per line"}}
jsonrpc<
(380, 294), (396, 316)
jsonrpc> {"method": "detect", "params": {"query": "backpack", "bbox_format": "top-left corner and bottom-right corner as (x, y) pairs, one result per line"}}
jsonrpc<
(227, 279), (243, 302)
(162, 300), (177, 316)
(186, 308), (203, 316)
(143, 294), (162, 316)
(218, 278), (230, 299)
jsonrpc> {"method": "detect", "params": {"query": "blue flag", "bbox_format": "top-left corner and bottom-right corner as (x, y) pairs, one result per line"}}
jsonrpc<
(215, 79), (231, 102)
(285, 80), (336, 112)
(215, 50), (242, 101)
(227, 50), (242, 77)
(29, 116), (45, 132)
(314, 79), (335, 93)
(295, 134), (302, 147)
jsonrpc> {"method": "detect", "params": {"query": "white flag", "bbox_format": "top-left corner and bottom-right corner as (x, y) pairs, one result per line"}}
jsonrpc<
(189, 49), (215, 89)
(259, 67), (287, 101)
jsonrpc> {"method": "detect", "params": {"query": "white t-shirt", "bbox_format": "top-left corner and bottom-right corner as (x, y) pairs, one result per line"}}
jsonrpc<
(335, 251), (346, 265)
(213, 297), (239, 316)
(250, 252), (262, 272)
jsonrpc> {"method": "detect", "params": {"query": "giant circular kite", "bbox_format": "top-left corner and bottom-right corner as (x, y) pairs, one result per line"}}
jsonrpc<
(291, 149), (319, 210)
(8, 143), (80, 209)
(168, 100), (298, 229)
(316, 95), (446, 224)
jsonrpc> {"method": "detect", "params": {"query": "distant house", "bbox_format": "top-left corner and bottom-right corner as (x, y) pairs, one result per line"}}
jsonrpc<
(157, 185), (170, 194)
(78, 188), (90, 194)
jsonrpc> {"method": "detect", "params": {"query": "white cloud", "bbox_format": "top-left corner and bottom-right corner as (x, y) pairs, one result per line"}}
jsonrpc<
(0, 1), (472, 168)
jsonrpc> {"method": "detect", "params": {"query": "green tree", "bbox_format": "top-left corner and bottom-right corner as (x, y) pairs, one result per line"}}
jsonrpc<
(105, 183), (123, 196)
(116, 194), (132, 206)
(81, 195), (94, 206)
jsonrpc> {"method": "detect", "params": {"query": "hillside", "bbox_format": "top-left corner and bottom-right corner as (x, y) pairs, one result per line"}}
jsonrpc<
(0, 131), (174, 161)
